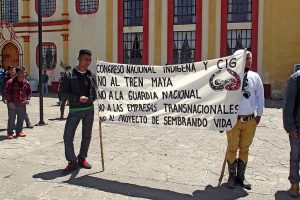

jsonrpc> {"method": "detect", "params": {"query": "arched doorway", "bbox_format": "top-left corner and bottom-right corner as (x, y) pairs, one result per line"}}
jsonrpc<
(2, 43), (19, 69)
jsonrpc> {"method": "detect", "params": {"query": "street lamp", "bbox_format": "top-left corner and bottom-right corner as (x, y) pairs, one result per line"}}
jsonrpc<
(37, 0), (45, 126)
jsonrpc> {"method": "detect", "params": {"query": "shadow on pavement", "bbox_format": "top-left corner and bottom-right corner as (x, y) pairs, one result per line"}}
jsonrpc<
(33, 169), (248, 200)
(0, 135), (7, 141)
(48, 118), (66, 121)
(33, 169), (79, 180)
(192, 184), (248, 200)
(66, 175), (247, 200)
(275, 190), (296, 200)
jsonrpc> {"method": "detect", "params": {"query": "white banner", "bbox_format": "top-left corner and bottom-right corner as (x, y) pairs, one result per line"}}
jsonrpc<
(96, 51), (246, 131)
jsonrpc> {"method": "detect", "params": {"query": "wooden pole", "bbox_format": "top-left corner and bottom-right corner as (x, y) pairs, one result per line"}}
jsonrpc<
(218, 146), (228, 187)
(99, 121), (105, 171)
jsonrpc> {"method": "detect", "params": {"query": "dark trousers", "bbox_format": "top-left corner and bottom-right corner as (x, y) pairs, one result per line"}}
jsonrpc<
(7, 105), (26, 134)
(63, 109), (94, 161)
(289, 133), (300, 184)
(60, 97), (67, 113)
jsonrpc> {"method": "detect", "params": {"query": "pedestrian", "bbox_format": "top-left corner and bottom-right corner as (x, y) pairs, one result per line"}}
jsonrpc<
(0, 65), (4, 93)
(42, 70), (49, 94)
(58, 65), (72, 119)
(283, 70), (300, 197)
(3, 67), (32, 139)
(225, 50), (264, 190)
(1, 66), (15, 100)
(24, 71), (34, 128)
(60, 49), (97, 174)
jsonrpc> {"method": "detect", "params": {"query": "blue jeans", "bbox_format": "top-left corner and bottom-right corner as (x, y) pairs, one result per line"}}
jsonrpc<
(7, 105), (26, 134)
(63, 109), (94, 161)
(43, 83), (48, 94)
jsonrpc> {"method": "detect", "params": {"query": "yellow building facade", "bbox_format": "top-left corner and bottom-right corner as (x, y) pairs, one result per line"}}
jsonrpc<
(0, 0), (299, 98)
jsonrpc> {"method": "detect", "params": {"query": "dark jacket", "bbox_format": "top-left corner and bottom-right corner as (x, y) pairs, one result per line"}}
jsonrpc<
(60, 67), (97, 109)
(283, 72), (300, 133)
(1, 73), (12, 98)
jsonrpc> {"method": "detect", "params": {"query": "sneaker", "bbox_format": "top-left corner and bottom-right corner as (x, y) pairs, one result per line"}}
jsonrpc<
(78, 158), (92, 169)
(61, 161), (78, 175)
(16, 132), (26, 137)
(7, 133), (14, 139)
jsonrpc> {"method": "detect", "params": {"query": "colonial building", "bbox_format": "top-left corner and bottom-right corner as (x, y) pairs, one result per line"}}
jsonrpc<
(0, 0), (299, 98)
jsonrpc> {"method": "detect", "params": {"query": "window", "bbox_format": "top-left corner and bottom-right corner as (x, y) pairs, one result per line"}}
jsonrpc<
(221, 0), (257, 70)
(123, 33), (143, 65)
(76, 0), (99, 14)
(35, 0), (56, 17)
(228, 0), (252, 23)
(124, 0), (143, 27)
(1, 0), (18, 24)
(36, 43), (57, 70)
(226, 0), (252, 55)
(174, 0), (196, 25)
(173, 31), (195, 64)
(227, 29), (251, 56)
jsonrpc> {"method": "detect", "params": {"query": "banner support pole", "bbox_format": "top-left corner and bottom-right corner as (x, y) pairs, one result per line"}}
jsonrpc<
(99, 121), (105, 172)
(218, 145), (228, 186)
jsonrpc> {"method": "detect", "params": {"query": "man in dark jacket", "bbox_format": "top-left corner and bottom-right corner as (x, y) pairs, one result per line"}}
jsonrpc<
(58, 65), (72, 119)
(3, 67), (32, 139)
(283, 70), (300, 197)
(60, 49), (97, 174)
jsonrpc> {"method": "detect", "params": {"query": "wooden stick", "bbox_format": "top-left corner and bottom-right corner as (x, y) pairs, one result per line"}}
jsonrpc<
(99, 121), (105, 171)
(218, 146), (228, 187)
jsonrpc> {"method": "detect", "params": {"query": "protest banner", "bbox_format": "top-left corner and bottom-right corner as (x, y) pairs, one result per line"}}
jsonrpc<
(96, 50), (246, 132)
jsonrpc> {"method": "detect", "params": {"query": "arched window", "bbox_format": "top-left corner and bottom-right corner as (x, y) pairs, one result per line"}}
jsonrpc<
(76, 0), (99, 14)
(35, 0), (56, 17)
(36, 43), (57, 70)
(2, 0), (19, 24)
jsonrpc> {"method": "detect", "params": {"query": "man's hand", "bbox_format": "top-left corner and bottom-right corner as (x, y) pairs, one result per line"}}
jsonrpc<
(254, 116), (261, 125)
(24, 100), (30, 105)
(8, 102), (16, 109)
(289, 131), (298, 138)
(79, 96), (89, 103)
(3, 100), (7, 104)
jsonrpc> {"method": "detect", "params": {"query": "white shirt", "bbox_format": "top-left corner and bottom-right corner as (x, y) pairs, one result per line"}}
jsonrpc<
(238, 70), (264, 116)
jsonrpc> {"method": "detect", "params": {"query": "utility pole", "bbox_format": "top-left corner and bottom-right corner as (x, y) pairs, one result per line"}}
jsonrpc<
(37, 0), (45, 126)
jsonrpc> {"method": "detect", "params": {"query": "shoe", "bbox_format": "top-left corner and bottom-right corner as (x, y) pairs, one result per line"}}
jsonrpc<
(16, 132), (26, 137)
(227, 160), (237, 188)
(7, 133), (14, 139)
(78, 158), (92, 169)
(236, 158), (252, 190)
(25, 118), (34, 128)
(61, 161), (78, 175)
(288, 184), (300, 197)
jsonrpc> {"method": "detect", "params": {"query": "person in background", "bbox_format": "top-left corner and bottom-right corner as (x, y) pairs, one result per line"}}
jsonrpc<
(58, 65), (72, 119)
(283, 70), (300, 197)
(60, 49), (97, 174)
(24, 71), (34, 128)
(58, 71), (64, 105)
(2, 66), (16, 100)
(225, 50), (264, 190)
(0, 65), (4, 93)
(3, 67), (32, 139)
(42, 70), (49, 94)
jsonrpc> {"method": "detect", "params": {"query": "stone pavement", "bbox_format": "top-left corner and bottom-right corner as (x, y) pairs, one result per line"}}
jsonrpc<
(0, 96), (294, 200)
